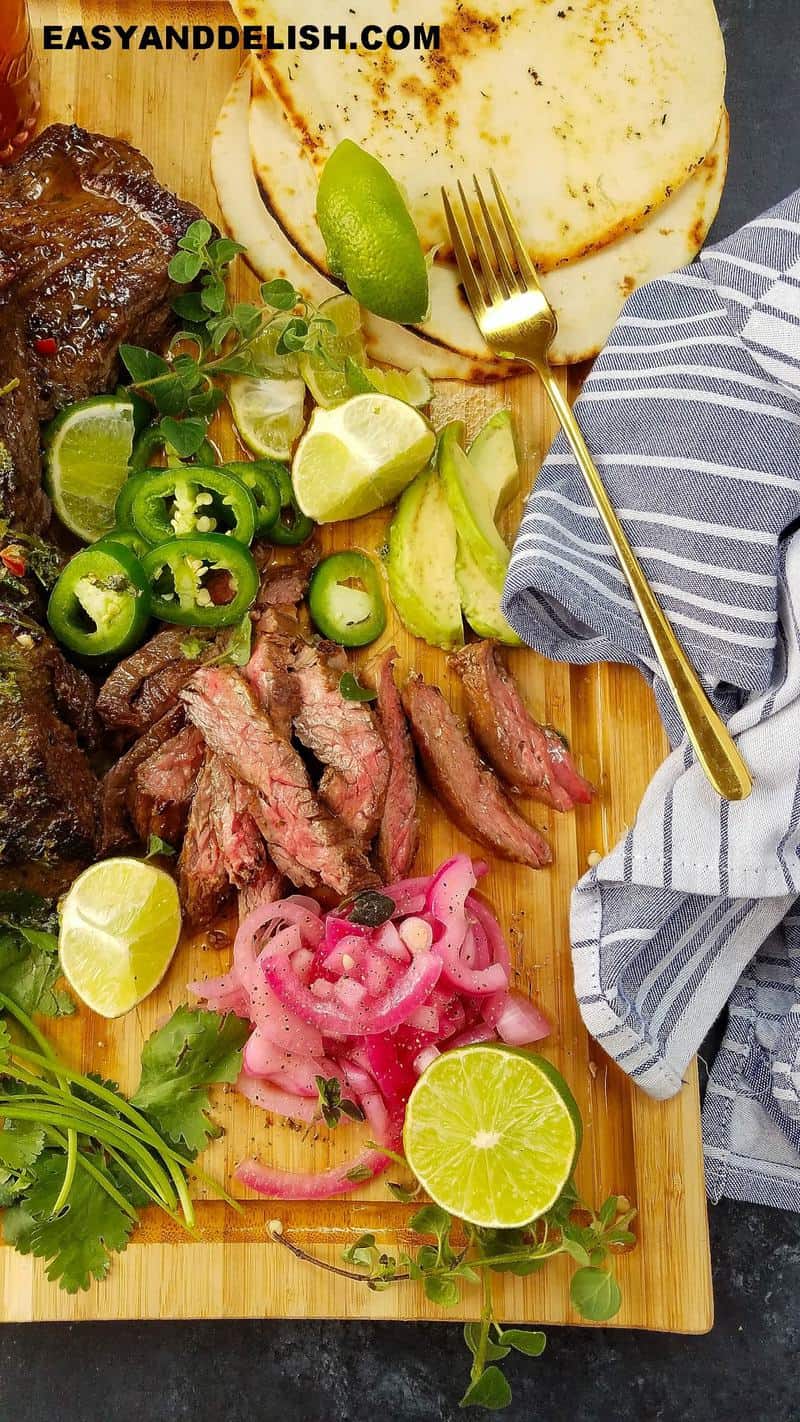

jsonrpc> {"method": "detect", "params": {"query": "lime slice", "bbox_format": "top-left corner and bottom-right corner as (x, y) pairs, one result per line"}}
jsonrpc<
(58, 859), (182, 1019)
(44, 395), (136, 543)
(298, 293), (366, 408)
(316, 140), (429, 323)
(403, 1045), (582, 1229)
(247, 313), (301, 378)
(346, 360), (433, 408)
(229, 375), (307, 460)
(292, 393), (436, 523)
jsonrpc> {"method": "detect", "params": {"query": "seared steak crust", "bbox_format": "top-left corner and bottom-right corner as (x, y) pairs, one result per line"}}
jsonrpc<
(0, 612), (97, 862)
(99, 703), (185, 853)
(450, 641), (594, 810)
(130, 724), (205, 846)
(178, 754), (230, 927)
(97, 626), (215, 735)
(401, 674), (551, 869)
(373, 647), (418, 881)
(183, 666), (377, 896)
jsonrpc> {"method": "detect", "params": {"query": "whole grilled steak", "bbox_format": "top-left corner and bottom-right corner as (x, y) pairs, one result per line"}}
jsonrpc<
(0, 610), (97, 862)
(0, 123), (204, 529)
(183, 666), (377, 896)
(450, 641), (594, 810)
(401, 674), (552, 869)
(372, 647), (418, 881)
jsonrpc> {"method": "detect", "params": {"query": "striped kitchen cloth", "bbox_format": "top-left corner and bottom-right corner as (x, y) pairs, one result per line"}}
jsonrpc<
(503, 189), (800, 1209)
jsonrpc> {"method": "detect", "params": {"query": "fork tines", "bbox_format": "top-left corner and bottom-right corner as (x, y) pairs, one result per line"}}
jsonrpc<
(442, 170), (539, 311)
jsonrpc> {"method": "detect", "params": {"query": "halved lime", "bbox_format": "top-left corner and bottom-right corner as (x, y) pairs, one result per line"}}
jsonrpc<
(229, 376), (306, 460)
(292, 393), (435, 523)
(403, 1045), (582, 1229)
(316, 140), (429, 324)
(298, 294), (366, 408)
(346, 360), (433, 408)
(44, 395), (136, 542)
(58, 859), (182, 1019)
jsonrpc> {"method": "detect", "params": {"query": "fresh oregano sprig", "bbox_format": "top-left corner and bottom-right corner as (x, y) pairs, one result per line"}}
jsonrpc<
(119, 222), (340, 459)
(268, 1175), (635, 1411)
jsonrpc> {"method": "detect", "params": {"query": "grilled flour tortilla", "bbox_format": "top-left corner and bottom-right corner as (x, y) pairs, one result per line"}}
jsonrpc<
(239, 0), (725, 276)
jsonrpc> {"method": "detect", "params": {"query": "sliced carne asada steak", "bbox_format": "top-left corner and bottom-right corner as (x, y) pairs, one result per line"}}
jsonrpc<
(243, 608), (301, 738)
(0, 610), (97, 863)
(183, 666), (377, 896)
(401, 674), (552, 869)
(237, 860), (285, 922)
(450, 641), (594, 810)
(178, 755), (230, 927)
(254, 541), (319, 612)
(203, 754), (283, 904)
(372, 647), (419, 881)
(291, 637), (390, 845)
(99, 702), (185, 853)
(129, 724), (205, 846)
(97, 626), (215, 735)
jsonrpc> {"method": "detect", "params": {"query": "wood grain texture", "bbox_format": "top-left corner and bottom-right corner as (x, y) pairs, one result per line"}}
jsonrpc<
(1, 0), (713, 1327)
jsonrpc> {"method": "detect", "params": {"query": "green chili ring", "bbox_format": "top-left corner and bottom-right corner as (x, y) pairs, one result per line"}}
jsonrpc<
(47, 543), (151, 657)
(141, 533), (259, 628)
(130, 467), (258, 547)
(308, 551), (386, 648)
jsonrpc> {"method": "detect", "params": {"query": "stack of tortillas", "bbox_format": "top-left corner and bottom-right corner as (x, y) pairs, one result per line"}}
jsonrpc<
(213, 0), (728, 379)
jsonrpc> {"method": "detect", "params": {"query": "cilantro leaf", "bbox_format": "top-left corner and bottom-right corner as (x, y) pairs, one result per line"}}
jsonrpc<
(0, 1121), (45, 1172)
(4, 1151), (134, 1293)
(0, 922), (73, 1018)
(131, 1007), (248, 1153)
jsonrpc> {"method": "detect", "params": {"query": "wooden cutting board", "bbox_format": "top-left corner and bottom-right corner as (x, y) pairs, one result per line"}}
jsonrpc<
(1, 0), (713, 1327)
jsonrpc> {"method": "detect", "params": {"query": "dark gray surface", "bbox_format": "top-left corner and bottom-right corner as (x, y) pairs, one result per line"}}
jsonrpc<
(2, 4), (799, 1420)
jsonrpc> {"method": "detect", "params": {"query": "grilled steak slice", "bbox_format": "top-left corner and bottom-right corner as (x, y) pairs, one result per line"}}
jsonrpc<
(0, 304), (48, 532)
(254, 541), (319, 612)
(291, 638), (390, 845)
(237, 861), (285, 922)
(183, 666), (377, 896)
(451, 641), (594, 810)
(401, 674), (551, 869)
(0, 611), (97, 862)
(130, 724), (205, 845)
(99, 703), (185, 853)
(243, 609), (300, 738)
(97, 626), (215, 735)
(178, 755), (230, 926)
(372, 647), (419, 881)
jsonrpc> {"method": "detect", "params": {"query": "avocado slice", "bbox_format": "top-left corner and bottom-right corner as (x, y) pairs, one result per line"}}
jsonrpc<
(467, 409), (520, 517)
(387, 465), (464, 651)
(438, 421), (510, 586)
(455, 537), (521, 646)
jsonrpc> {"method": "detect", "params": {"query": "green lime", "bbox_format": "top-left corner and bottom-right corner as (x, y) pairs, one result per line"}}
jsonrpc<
(58, 859), (182, 1019)
(229, 375), (307, 461)
(292, 393), (435, 523)
(403, 1045), (582, 1229)
(299, 294), (366, 407)
(44, 395), (136, 542)
(247, 313), (301, 378)
(316, 140), (429, 324)
(346, 359), (433, 408)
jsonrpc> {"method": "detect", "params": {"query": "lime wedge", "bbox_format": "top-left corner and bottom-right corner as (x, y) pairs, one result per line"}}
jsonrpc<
(298, 294), (366, 407)
(346, 359), (433, 408)
(229, 375), (306, 460)
(44, 395), (136, 543)
(316, 140), (429, 323)
(403, 1045), (581, 1229)
(58, 859), (182, 1019)
(247, 313), (301, 378)
(292, 393), (435, 523)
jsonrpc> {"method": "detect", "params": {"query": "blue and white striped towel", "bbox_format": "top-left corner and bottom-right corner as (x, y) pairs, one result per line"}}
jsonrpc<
(503, 189), (800, 1209)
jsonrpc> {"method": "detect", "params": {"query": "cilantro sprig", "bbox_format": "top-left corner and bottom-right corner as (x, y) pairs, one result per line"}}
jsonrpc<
(0, 995), (247, 1293)
(119, 220), (337, 460)
(269, 1174), (635, 1411)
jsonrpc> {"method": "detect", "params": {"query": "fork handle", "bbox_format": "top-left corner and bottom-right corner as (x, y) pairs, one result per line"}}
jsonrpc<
(534, 361), (752, 802)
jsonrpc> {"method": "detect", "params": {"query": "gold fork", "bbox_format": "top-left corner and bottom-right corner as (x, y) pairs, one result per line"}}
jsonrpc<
(442, 172), (752, 802)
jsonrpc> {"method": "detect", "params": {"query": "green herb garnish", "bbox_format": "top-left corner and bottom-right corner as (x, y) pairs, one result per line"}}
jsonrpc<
(339, 672), (377, 703)
(314, 1075), (365, 1131)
